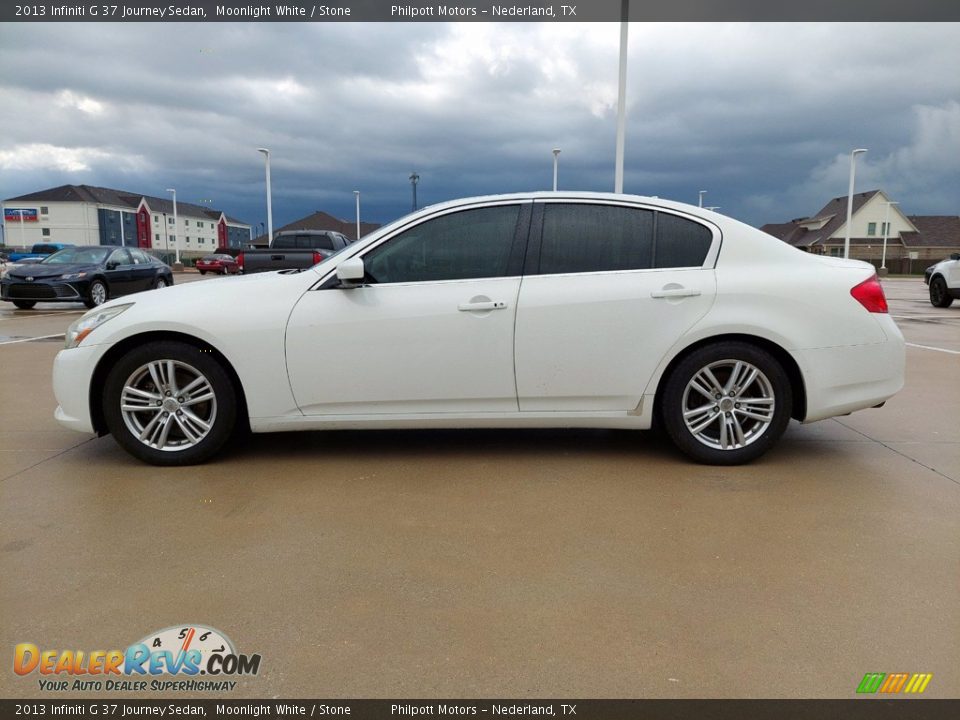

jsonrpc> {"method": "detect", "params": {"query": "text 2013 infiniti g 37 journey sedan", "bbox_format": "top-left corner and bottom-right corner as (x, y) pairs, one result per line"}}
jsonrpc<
(52, 193), (905, 466)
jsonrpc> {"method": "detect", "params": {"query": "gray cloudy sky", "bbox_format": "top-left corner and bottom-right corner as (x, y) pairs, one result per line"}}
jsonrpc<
(1, 22), (958, 229)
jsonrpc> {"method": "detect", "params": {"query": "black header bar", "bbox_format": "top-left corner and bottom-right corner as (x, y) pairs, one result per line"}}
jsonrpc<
(2, 699), (959, 720)
(3, 0), (960, 22)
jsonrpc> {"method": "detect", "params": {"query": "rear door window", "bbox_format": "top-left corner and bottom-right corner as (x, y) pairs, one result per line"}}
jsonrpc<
(539, 204), (654, 274)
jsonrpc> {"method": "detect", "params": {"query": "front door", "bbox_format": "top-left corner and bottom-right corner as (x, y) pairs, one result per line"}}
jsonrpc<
(285, 202), (529, 415)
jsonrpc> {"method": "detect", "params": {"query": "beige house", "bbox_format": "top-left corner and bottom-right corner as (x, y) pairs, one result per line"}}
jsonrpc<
(761, 190), (960, 273)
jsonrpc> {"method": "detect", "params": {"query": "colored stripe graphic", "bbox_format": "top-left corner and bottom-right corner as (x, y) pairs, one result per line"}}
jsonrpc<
(879, 673), (909, 693)
(856, 672), (932, 694)
(857, 673), (885, 693)
(904, 674), (933, 694)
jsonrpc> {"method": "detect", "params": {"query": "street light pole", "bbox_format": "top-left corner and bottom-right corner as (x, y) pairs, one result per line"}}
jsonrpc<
(552, 148), (561, 191)
(881, 200), (898, 273)
(165, 188), (180, 265)
(698, 190), (707, 208)
(410, 172), (420, 212)
(354, 190), (361, 240)
(257, 148), (273, 246)
(843, 148), (868, 259)
(614, 0), (629, 194)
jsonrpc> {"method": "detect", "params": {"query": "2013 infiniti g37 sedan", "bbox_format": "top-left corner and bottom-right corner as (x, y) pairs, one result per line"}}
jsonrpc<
(52, 193), (905, 466)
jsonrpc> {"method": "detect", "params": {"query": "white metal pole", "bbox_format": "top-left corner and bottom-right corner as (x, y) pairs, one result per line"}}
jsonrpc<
(698, 190), (706, 208)
(258, 148), (273, 246)
(843, 149), (867, 259)
(354, 190), (361, 240)
(166, 188), (179, 264)
(120, 210), (125, 247)
(614, 0), (628, 194)
(552, 148), (561, 191)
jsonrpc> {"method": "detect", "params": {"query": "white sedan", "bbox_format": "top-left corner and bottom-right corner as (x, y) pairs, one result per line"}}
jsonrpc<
(52, 192), (905, 466)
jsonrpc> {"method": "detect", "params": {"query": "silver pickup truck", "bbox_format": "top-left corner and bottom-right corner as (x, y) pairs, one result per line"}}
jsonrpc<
(237, 230), (354, 274)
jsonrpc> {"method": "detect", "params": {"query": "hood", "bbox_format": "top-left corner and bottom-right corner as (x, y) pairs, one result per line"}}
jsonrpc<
(7, 262), (101, 279)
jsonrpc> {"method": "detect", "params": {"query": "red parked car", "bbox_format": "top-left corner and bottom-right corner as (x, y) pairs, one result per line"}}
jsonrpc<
(195, 254), (240, 275)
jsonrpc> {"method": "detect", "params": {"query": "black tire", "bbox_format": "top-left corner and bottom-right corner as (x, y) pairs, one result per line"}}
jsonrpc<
(12, 300), (36, 310)
(102, 341), (238, 466)
(153, 276), (169, 290)
(199, 270), (206, 275)
(660, 341), (792, 465)
(929, 276), (954, 308)
(84, 279), (108, 309)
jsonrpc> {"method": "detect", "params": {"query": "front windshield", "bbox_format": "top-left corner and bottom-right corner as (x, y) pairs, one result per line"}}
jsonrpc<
(41, 247), (111, 265)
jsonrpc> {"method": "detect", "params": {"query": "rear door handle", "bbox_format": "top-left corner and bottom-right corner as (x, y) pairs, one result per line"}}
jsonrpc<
(651, 288), (701, 299)
(458, 301), (508, 311)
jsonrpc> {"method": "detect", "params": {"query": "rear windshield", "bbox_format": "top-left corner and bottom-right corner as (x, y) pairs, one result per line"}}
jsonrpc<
(274, 234), (335, 250)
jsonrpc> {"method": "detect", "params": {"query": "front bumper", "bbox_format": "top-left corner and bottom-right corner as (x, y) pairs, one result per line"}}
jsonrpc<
(52, 344), (105, 434)
(1, 278), (83, 301)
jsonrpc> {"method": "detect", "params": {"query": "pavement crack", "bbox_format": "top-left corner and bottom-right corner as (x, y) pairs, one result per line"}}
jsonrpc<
(0, 437), (98, 483)
(831, 418), (960, 488)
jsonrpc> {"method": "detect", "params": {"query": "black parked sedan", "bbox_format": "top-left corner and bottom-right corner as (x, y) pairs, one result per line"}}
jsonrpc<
(0, 246), (174, 310)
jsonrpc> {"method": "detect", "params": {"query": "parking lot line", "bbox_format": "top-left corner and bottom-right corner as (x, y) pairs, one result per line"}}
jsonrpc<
(0, 333), (65, 346)
(0, 311), (85, 322)
(906, 342), (960, 355)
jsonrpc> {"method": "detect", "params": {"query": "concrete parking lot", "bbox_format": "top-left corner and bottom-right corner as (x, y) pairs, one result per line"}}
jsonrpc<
(1, 275), (957, 699)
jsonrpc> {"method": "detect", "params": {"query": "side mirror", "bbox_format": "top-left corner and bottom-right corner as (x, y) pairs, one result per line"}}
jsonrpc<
(106, 262), (118, 271)
(336, 257), (365, 287)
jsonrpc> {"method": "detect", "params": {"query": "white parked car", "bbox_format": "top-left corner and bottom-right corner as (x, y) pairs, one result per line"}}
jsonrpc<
(52, 193), (905, 466)
(924, 253), (960, 307)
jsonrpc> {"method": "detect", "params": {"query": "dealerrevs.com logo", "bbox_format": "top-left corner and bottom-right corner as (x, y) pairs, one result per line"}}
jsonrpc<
(14, 625), (262, 692)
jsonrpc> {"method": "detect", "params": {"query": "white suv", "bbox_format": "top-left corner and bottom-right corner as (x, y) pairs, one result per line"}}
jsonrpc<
(925, 253), (960, 307)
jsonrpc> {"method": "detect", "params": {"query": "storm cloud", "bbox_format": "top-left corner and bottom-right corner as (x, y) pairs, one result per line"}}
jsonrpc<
(0, 22), (957, 228)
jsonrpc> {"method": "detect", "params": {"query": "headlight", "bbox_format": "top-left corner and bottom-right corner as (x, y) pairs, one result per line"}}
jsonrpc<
(60, 272), (88, 280)
(64, 304), (133, 349)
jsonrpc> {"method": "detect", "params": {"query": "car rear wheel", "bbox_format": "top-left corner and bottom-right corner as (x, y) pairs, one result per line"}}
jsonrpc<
(661, 342), (792, 465)
(929, 276), (953, 308)
(102, 341), (237, 465)
(12, 300), (36, 310)
(85, 279), (108, 309)
(199, 270), (207, 275)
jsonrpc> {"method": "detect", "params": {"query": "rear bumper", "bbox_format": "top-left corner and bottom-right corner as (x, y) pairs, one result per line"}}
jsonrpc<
(795, 315), (905, 423)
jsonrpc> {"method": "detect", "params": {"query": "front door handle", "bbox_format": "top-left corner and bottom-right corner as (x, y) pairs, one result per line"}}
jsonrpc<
(458, 301), (508, 311)
(651, 287), (701, 299)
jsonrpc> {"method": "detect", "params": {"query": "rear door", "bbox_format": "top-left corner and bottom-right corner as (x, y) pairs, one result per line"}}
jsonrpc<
(514, 200), (719, 412)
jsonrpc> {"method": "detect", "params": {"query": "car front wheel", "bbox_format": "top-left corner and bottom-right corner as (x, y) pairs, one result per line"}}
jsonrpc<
(929, 277), (954, 308)
(102, 341), (237, 465)
(85, 279), (108, 309)
(661, 342), (792, 465)
(13, 300), (36, 310)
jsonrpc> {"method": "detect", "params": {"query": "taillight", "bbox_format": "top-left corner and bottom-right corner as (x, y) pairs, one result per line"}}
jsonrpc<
(236, 252), (244, 271)
(850, 275), (888, 313)
(312, 250), (323, 265)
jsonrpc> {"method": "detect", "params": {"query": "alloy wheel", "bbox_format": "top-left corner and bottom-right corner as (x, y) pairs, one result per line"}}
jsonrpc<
(681, 359), (776, 451)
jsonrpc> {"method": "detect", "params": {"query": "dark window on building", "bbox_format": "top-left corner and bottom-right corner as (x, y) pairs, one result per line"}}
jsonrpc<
(42, 228), (51, 236)
(364, 205), (521, 284)
(539, 203), (654, 274)
(654, 213), (713, 268)
(40, 206), (49, 215)
(867, 222), (876, 236)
